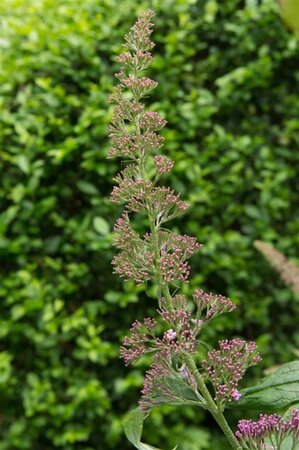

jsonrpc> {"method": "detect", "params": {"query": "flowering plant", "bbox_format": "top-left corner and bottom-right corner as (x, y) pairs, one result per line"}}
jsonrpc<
(108, 10), (299, 450)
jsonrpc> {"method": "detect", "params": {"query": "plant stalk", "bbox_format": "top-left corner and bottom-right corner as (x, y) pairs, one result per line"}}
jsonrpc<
(183, 353), (242, 450)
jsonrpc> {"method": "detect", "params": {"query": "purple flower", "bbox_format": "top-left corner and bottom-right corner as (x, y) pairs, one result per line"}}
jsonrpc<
(164, 329), (177, 341)
(193, 289), (236, 323)
(202, 338), (261, 405)
(236, 410), (299, 449)
(120, 318), (156, 365)
(231, 388), (242, 401)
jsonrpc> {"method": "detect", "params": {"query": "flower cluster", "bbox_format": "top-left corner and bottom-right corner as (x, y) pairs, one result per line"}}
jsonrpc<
(154, 155), (174, 175)
(120, 299), (199, 413)
(111, 169), (189, 225)
(112, 216), (154, 284)
(120, 318), (156, 365)
(107, 12), (163, 162)
(192, 289), (236, 330)
(124, 9), (155, 52)
(113, 219), (202, 285)
(158, 231), (203, 283)
(158, 299), (196, 354)
(120, 292), (197, 370)
(139, 350), (194, 414)
(236, 410), (299, 449)
(112, 249), (154, 285)
(116, 50), (153, 72)
(149, 187), (189, 225)
(140, 112), (167, 131)
(111, 176), (153, 212)
(113, 213), (139, 250)
(108, 130), (164, 160)
(202, 339), (261, 405)
(117, 73), (158, 99)
(113, 99), (144, 122)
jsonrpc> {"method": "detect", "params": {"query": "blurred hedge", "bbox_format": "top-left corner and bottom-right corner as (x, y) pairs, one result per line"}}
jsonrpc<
(0, 0), (299, 449)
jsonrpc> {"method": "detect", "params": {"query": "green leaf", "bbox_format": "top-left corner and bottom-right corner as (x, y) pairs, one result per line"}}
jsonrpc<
(230, 361), (299, 411)
(14, 155), (30, 174)
(279, 435), (294, 450)
(161, 375), (200, 406)
(77, 181), (99, 195)
(93, 217), (110, 235)
(123, 408), (177, 450)
(135, 371), (201, 412)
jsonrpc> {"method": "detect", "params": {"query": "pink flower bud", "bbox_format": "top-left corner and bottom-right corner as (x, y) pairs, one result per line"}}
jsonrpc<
(231, 388), (242, 401)
(164, 329), (177, 341)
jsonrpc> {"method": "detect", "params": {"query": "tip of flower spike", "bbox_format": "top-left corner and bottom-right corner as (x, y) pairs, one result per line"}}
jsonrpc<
(124, 10), (156, 53)
(146, 9), (155, 16)
(136, 9), (155, 22)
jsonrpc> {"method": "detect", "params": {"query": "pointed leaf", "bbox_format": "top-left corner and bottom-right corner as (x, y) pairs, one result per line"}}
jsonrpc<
(123, 408), (177, 450)
(15, 155), (30, 174)
(230, 361), (299, 411)
(93, 217), (110, 235)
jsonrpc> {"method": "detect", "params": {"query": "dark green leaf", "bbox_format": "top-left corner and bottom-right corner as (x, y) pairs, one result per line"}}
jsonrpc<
(231, 361), (299, 411)
(162, 375), (200, 405)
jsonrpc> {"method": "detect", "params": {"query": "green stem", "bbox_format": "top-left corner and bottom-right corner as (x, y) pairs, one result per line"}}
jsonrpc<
(161, 284), (174, 311)
(183, 353), (242, 450)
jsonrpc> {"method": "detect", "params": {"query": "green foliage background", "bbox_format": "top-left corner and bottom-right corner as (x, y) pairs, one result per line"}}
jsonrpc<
(0, 0), (298, 449)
